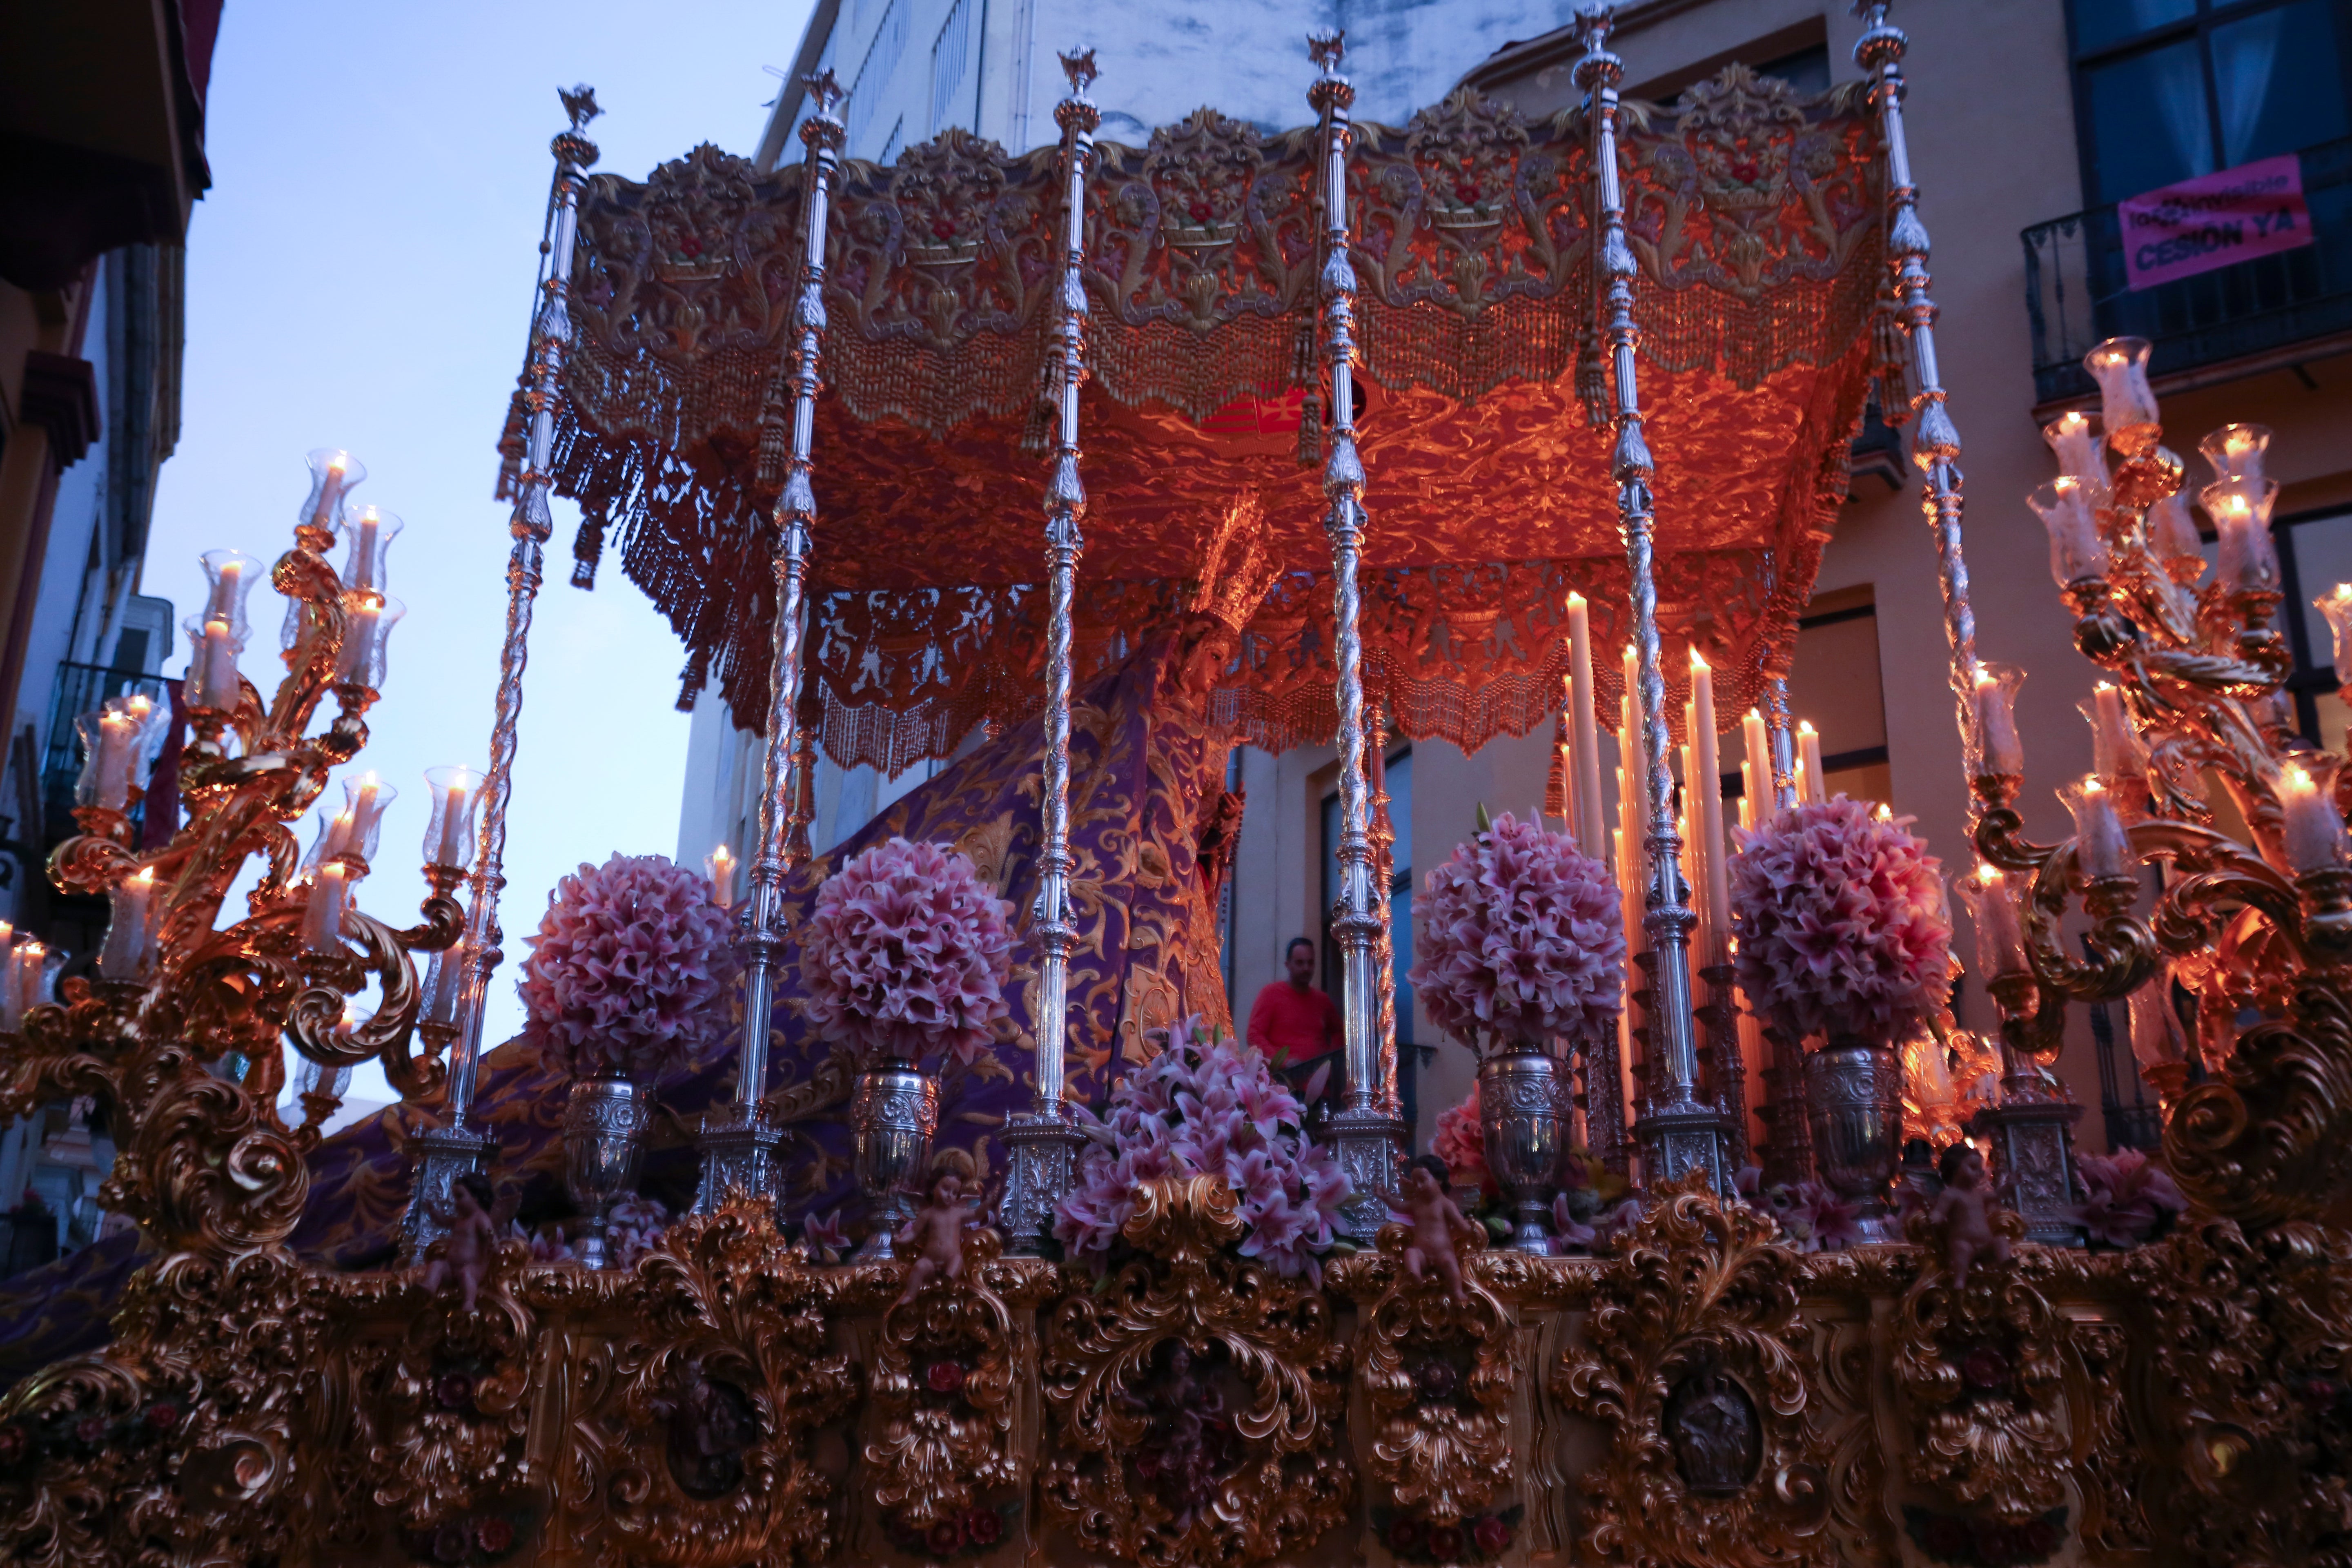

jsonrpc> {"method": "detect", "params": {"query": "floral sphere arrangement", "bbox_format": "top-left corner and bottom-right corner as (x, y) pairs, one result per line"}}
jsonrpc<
(1730, 797), (1952, 1046)
(1430, 1082), (1492, 1195)
(1055, 1018), (1349, 1281)
(1407, 811), (1626, 1052)
(800, 837), (1015, 1067)
(519, 852), (735, 1081)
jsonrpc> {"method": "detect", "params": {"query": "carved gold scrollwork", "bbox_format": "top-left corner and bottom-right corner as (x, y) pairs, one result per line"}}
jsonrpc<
(1889, 1214), (2070, 1525)
(1553, 1176), (1833, 1566)
(554, 1200), (858, 1566)
(1355, 1221), (1515, 1525)
(861, 1227), (1022, 1539)
(1039, 1176), (1351, 1568)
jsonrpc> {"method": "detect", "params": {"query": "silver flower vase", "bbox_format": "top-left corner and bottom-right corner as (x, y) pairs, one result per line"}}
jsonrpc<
(852, 1056), (939, 1260)
(563, 1073), (651, 1270)
(1803, 1036), (1904, 1243)
(1479, 1044), (1566, 1255)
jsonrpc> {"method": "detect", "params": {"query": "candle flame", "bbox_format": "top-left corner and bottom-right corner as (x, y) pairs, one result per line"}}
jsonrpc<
(2283, 762), (2314, 795)
(2054, 474), (2078, 494)
(1567, 590), (1585, 610)
(2058, 411), (2087, 432)
(1798, 719), (1817, 737)
(1978, 864), (2003, 886)
(1689, 649), (1709, 673)
(129, 867), (154, 888)
(1972, 665), (1996, 690)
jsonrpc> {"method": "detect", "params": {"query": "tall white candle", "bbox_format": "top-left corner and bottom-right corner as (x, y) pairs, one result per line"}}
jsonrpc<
(2091, 683), (2134, 782)
(1567, 594), (1606, 863)
(200, 615), (240, 708)
(437, 775), (474, 867)
(1742, 708), (1772, 820)
(2278, 762), (2347, 873)
(99, 868), (155, 981)
(338, 601), (380, 684)
(1689, 653), (1731, 963)
(310, 457), (348, 532)
(707, 844), (738, 909)
(302, 864), (349, 953)
(351, 511), (380, 595)
(206, 559), (243, 628)
(2065, 777), (2133, 879)
(1798, 722), (1825, 804)
(96, 710), (135, 810)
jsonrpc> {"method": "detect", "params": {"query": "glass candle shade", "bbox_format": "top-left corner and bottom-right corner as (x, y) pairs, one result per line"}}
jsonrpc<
(2029, 477), (2109, 588)
(706, 843), (739, 910)
(2202, 477), (2281, 596)
(2041, 409), (2110, 500)
(2199, 422), (2272, 488)
(338, 503), (402, 601)
(299, 448), (365, 535)
(1967, 662), (2027, 781)
(301, 808), (353, 873)
(2276, 756), (2348, 874)
(2145, 490), (2207, 580)
(301, 863), (350, 953)
(336, 772), (396, 864)
(2085, 336), (2160, 457)
(333, 594), (404, 689)
(74, 707), (136, 811)
(198, 549), (265, 650)
(423, 765), (482, 869)
(423, 941), (470, 1027)
(2061, 776), (2134, 881)
(1956, 864), (2030, 981)
(2079, 685), (2149, 788)
(292, 1051), (354, 1108)
(183, 614), (243, 712)
(2318, 585), (2352, 678)
(2127, 979), (2189, 1075)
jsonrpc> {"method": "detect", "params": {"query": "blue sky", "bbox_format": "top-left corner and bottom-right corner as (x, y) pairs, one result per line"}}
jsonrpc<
(147, 0), (812, 1092)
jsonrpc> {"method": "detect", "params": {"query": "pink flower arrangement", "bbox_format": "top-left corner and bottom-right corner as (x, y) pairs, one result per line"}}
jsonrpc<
(800, 837), (1015, 1067)
(519, 853), (735, 1082)
(1430, 1082), (1493, 1195)
(1408, 812), (1626, 1053)
(1730, 799), (1952, 1045)
(1054, 1017), (1350, 1281)
(2071, 1148), (2187, 1248)
(1760, 1179), (1864, 1253)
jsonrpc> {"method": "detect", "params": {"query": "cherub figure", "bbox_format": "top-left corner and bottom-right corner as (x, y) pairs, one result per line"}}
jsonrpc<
(1399, 1154), (1480, 1303)
(422, 1172), (501, 1314)
(894, 1170), (977, 1305)
(1927, 1143), (2011, 1286)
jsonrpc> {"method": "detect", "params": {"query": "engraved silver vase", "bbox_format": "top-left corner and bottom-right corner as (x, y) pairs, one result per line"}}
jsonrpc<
(851, 1056), (939, 1260)
(562, 1074), (651, 1270)
(1479, 1044), (1566, 1255)
(1802, 1037), (1904, 1243)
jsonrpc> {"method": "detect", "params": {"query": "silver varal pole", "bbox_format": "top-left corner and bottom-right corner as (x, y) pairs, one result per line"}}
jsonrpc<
(695, 74), (846, 1212)
(1764, 675), (1799, 810)
(1575, 7), (1732, 1197)
(406, 86), (599, 1254)
(1854, 0), (2079, 1241)
(1310, 29), (1405, 1242)
(997, 51), (1100, 1253)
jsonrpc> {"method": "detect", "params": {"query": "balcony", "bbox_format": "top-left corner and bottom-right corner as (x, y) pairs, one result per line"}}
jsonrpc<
(2023, 135), (2352, 408)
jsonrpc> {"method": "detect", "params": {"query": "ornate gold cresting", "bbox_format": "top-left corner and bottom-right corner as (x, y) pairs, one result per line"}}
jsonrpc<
(1554, 1176), (1834, 1566)
(1038, 1177), (1352, 1568)
(1355, 1221), (1515, 1526)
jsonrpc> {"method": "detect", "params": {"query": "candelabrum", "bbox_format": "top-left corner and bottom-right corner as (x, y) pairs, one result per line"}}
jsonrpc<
(0, 450), (471, 1263)
(1963, 332), (2352, 1234)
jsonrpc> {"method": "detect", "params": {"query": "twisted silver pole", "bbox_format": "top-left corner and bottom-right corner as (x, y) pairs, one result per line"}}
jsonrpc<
(1765, 675), (1800, 810)
(997, 51), (1099, 1252)
(1575, 6), (1731, 1197)
(695, 74), (845, 1212)
(1310, 29), (1404, 1242)
(405, 86), (600, 1255)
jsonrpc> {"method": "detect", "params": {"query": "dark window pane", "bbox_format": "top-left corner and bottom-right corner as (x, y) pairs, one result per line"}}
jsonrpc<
(2083, 37), (2217, 201)
(2071, 0), (2196, 56)
(1755, 43), (1831, 95)
(2215, 0), (2349, 167)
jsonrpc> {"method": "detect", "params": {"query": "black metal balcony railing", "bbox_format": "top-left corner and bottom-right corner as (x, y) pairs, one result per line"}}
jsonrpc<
(38, 662), (165, 845)
(2023, 135), (2352, 406)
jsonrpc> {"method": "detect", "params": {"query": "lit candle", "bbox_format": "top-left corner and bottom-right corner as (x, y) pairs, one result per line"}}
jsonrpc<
(435, 773), (475, 867)
(706, 844), (738, 909)
(1798, 721), (1825, 804)
(2062, 776), (2133, 880)
(1970, 665), (2025, 779)
(15, 943), (48, 1018)
(302, 862), (349, 953)
(2198, 421), (2271, 488)
(1742, 708), (1772, 819)
(2041, 409), (2109, 497)
(99, 868), (156, 981)
(337, 601), (380, 684)
(310, 455), (349, 532)
(348, 774), (380, 860)
(2084, 336), (2159, 456)
(199, 615), (240, 709)
(2089, 683), (2136, 784)
(207, 558), (243, 628)
(1689, 652), (1731, 962)
(2028, 475), (2109, 588)
(2278, 762), (2347, 873)
(95, 709), (135, 810)
(1963, 865), (2029, 979)
(2205, 477), (2280, 596)
(1567, 595), (1606, 861)
(351, 509), (381, 595)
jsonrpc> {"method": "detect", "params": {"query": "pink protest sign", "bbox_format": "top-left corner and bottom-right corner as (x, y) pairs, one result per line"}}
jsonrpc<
(2120, 154), (2312, 291)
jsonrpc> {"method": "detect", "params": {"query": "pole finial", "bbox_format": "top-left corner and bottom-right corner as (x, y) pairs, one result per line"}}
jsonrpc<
(1059, 49), (1098, 96)
(804, 67), (846, 125)
(558, 84), (601, 134)
(1308, 29), (1345, 73)
(1572, 5), (1623, 93)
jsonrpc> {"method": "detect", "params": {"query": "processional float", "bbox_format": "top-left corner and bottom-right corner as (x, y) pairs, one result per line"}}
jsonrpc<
(0, 4), (2346, 1564)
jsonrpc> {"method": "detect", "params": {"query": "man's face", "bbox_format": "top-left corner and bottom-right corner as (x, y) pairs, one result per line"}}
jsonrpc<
(1287, 944), (1314, 985)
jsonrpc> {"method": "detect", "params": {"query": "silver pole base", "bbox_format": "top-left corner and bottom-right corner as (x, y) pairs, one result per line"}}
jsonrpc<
(1634, 1100), (1736, 1202)
(403, 1123), (499, 1261)
(1972, 1082), (2085, 1247)
(693, 1107), (786, 1215)
(998, 1111), (1085, 1255)
(1327, 1104), (1406, 1245)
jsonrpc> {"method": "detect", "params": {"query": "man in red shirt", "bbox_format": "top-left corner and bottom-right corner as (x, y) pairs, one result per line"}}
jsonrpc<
(1247, 937), (1342, 1111)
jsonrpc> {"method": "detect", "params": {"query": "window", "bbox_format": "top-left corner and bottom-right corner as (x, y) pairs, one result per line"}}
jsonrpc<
(931, 0), (972, 135)
(2274, 506), (2352, 742)
(846, 0), (909, 156)
(2069, 0), (2352, 204)
(1319, 746), (1419, 1125)
(880, 116), (906, 163)
(1776, 588), (1891, 807)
